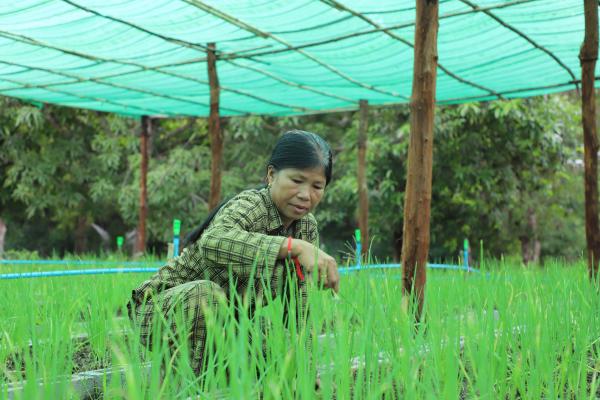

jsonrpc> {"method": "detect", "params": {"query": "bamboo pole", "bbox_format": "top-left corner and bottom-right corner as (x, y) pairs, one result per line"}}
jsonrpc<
(357, 99), (369, 257)
(135, 116), (151, 254)
(0, 218), (6, 255)
(400, 0), (439, 318)
(207, 43), (223, 211)
(580, 0), (600, 281)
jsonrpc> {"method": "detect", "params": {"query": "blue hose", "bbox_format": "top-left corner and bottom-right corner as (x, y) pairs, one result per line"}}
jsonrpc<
(0, 261), (479, 280)
(0, 268), (160, 279)
(339, 263), (479, 274)
(0, 259), (162, 266)
(339, 263), (401, 273)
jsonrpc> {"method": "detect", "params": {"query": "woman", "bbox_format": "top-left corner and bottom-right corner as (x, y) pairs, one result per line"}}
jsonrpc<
(129, 130), (340, 374)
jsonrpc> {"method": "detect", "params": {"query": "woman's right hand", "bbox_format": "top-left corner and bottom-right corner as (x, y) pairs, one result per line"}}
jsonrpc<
(295, 240), (340, 293)
(278, 238), (340, 292)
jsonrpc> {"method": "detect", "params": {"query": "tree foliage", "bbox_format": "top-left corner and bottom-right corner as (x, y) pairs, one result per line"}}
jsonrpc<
(0, 93), (586, 263)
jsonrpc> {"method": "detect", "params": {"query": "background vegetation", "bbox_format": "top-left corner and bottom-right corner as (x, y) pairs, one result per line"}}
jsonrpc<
(0, 93), (586, 264)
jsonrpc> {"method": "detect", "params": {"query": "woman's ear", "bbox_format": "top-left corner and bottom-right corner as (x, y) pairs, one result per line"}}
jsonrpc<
(266, 165), (274, 185)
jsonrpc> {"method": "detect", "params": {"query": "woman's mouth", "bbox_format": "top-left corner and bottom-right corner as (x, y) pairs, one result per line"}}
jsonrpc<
(291, 204), (308, 214)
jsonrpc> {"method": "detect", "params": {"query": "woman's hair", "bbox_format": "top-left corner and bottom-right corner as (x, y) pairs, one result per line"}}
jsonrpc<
(183, 130), (333, 248)
(267, 129), (333, 185)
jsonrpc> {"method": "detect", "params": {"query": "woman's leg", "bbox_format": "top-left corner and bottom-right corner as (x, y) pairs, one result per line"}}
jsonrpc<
(133, 280), (226, 375)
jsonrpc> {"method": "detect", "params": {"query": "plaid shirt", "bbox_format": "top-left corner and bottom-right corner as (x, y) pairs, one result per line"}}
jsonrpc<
(132, 187), (319, 305)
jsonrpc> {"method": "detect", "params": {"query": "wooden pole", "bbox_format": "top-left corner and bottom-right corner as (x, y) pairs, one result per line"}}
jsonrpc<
(580, 0), (600, 281)
(357, 99), (369, 257)
(207, 42), (223, 211)
(400, 0), (439, 318)
(0, 218), (6, 255)
(135, 116), (151, 254)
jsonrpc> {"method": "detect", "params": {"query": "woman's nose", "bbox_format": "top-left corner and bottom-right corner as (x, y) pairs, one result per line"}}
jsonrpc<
(297, 187), (309, 200)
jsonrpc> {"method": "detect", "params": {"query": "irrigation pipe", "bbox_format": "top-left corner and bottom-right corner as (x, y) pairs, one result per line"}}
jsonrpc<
(0, 263), (479, 280)
(0, 268), (160, 280)
(339, 263), (479, 274)
(0, 259), (163, 266)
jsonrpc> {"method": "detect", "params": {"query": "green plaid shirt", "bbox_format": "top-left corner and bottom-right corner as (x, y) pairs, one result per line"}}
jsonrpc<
(132, 187), (319, 304)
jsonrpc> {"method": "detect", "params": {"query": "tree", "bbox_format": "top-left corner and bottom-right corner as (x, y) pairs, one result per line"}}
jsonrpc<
(0, 94), (586, 262)
(0, 99), (137, 254)
(432, 96), (581, 264)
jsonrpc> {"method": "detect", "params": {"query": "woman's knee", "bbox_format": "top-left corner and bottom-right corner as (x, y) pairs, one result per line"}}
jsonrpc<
(170, 280), (227, 314)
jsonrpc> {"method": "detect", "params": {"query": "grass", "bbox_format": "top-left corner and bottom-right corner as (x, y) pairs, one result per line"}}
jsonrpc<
(0, 258), (598, 399)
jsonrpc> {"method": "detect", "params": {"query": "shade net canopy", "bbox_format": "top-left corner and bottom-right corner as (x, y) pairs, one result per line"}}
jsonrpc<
(0, 0), (596, 117)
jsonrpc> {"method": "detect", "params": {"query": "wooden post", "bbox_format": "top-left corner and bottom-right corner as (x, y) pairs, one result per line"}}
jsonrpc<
(0, 218), (6, 255)
(207, 42), (223, 211)
(400, 0), (439, 318)
(580, 0), (600, 281)
(135, 116), (150, 254)
(357, 99), (369, 257)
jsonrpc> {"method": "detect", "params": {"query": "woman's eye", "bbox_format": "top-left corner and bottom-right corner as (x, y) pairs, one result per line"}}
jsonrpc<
(314, 186), (324, 191)
(292, 179), (302, 184)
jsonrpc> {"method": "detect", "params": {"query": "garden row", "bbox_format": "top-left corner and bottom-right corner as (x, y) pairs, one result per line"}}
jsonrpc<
(1, 261), (598, 399)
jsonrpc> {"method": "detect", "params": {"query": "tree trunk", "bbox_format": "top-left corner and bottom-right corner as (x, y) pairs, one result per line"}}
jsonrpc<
(0, 218), (6, 255)
(207, 42), (223, 211)
(357, 99), (369, 257)
(135, 116), (151, 255)
(74, 215), (88, 254)
(580, 0), (600, 281)
(400, 0), (439, 319)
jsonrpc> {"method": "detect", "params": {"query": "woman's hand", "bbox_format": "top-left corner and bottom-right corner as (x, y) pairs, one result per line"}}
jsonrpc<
(280, 239), (339, 293)
(302, 244), (340, 293)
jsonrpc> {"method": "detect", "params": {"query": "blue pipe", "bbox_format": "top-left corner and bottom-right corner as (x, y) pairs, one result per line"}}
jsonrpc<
(0, 268), (160, 280)
(0, 260), (162, 266)
(339, 263), (401, 273)
(0, 262), (479, 280)
(339, 263), (479, 274)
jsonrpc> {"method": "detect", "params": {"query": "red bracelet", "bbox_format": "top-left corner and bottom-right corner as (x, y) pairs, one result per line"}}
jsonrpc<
(287, 236), (305, 282)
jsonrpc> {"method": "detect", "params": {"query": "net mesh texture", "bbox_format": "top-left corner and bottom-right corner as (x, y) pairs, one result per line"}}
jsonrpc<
(0, 0), (596, 117)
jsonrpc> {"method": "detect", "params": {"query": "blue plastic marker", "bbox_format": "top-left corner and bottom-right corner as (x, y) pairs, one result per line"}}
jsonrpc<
(463, 238), (470, 271)
(173, 219), (181, 257)
(355, 229), (362, 268)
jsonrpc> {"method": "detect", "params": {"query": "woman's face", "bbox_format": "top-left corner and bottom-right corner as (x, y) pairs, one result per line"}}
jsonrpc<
(267, 166), (326, 228)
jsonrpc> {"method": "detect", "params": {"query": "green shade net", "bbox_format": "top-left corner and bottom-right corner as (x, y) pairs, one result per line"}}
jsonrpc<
(0, 0), (596, 117)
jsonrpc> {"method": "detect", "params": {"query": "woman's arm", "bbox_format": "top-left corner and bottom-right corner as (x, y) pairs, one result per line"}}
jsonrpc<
(199, 193), (288, 279)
